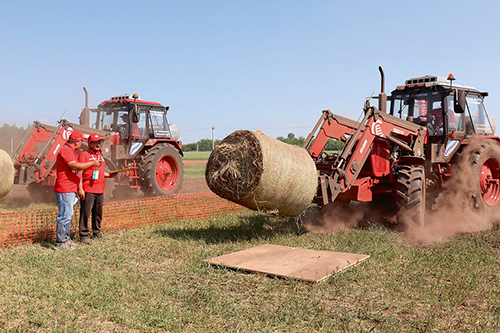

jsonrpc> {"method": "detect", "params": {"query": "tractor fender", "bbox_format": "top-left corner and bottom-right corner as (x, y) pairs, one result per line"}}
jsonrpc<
(389, 156), (424, 183)
(145, 139), (183, 156)
(393, 156), (425, 167)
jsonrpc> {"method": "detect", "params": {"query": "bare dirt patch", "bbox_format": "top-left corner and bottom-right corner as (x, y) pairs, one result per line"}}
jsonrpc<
(180, 177), (210, 193)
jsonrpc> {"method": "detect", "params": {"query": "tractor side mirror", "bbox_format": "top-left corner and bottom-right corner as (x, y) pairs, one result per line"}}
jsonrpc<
(131, 105), (140, 123)
(455, 90), (466, 113)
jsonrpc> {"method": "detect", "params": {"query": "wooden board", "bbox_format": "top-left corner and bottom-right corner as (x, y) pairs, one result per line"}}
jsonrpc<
(203, 244), (370, 283)
(107, 167), (134, 176)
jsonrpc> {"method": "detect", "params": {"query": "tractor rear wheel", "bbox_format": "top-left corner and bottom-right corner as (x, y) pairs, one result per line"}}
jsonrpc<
(396, 164), (426, 226)
(469, 143), (500, 209)
(139, 144), (183, 196)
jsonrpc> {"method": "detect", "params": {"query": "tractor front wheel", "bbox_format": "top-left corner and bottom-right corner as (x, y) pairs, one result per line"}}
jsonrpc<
(396, 164), (426, 226)
(139, 145), (184, 196)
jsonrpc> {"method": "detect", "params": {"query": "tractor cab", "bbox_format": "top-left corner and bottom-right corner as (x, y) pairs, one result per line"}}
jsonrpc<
(389, 75), (495, 138)
(94, 94), (173, 141)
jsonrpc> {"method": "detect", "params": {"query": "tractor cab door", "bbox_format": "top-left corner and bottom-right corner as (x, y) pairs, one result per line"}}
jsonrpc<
(115, 107), (147, 139)
(130, 106), (147, 137)
(444, 94), (465, 135)
(464, 94), (495, 134)
(116, 110), (131, 139)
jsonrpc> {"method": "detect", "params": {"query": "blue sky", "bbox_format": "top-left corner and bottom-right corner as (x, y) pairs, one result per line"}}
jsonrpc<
(1, 1), (500, 144)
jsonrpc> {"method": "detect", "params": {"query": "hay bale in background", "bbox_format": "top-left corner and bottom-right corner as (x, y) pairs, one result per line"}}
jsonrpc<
(0, 149), (14, 198)
(206, 130), (318, 217)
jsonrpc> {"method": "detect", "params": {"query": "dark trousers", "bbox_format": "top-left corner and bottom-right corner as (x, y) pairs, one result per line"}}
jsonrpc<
(79, 192), (103, 237)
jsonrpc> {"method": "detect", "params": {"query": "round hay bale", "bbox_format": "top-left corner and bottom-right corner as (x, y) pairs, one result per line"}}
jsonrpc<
(206, 130), (318, 217)
(0, 149), (14, 198)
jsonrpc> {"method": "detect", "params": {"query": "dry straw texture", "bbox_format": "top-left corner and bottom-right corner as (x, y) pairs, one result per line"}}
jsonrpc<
(206, 130), (318, 216)
(0, 149), (14, 198)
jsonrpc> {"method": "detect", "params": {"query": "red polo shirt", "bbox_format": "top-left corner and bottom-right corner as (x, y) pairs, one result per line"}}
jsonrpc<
(54, 144), (80, 193)
(78, 149), (106, 194)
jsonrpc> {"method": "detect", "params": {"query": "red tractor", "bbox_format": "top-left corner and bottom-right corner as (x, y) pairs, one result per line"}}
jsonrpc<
(13, 89), (184, 200)
(303, 67), (499, 225)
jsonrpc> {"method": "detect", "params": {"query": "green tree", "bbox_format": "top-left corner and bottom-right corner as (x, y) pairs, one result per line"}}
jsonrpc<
(183, 138), (222, 151)
(325, 139), (343, 151)
(0, 123), (29, 154)
(276, 132), (306, 146)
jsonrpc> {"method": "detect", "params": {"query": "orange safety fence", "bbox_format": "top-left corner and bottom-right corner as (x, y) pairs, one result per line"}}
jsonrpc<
(0, 192), (245, 247)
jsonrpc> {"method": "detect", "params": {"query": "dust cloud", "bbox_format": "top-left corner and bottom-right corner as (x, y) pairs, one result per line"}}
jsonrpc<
(304, 202), (369, 234)
(406, 140), (500, 244)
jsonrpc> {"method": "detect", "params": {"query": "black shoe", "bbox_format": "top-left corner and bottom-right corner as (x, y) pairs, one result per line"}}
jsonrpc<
(79, 236), (91, 245)
(92, 232), (104, 239)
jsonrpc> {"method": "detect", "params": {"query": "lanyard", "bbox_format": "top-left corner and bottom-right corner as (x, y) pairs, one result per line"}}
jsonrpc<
(88, 149), (102, 169)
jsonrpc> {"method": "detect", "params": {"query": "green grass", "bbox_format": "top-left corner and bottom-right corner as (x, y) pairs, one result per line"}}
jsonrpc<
(183, 151), (208, 178)
(183, 163), (206, 178)
(0, 210), (499, 332)
(182, 151), (211, 161)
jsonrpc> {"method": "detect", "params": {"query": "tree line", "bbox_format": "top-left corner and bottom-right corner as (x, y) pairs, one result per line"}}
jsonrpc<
(0, 123), (30, 154)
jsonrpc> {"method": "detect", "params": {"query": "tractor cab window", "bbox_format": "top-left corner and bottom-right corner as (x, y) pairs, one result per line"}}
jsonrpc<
(392, 91), (443, 135)
(149, 110), (170, 138)
(392, 95), (410, 120)
(466, 94), (494, 134)
(98, 111), (115, 132)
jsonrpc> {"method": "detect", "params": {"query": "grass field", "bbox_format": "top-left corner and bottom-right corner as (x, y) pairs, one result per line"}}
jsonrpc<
(182, 151), (211, 161)
(2, 149), (500, 331)
(183, 162), (206, 178)
(0, 209), (499, 332)
(182, 151), (209, 178)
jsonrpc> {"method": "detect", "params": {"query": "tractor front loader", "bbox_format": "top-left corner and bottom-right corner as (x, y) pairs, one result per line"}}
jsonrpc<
(303, 67), (499, 225)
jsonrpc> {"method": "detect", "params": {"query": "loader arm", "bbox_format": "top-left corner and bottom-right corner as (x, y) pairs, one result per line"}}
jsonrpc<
(305, 105), (426, 206)
(13, 120), (74, 185)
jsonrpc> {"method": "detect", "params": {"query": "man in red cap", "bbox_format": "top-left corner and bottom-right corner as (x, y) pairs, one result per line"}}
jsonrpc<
(78, 133), (112, 244)
(54, 130), (101, 250)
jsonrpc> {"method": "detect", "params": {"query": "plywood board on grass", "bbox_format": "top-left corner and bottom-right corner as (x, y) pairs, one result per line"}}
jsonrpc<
(203, 244), (370, 283)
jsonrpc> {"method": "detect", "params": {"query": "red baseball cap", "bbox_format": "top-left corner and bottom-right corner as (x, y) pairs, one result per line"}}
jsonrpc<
(88, 133), (106, 143)
(69, 131), (83, 141)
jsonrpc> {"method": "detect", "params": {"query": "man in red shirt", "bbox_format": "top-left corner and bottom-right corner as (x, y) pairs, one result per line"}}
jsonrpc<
(78, 133), (112, 244)
(55, 131), (101, 250)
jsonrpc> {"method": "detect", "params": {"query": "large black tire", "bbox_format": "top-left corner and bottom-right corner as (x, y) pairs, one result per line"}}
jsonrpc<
(139, 145), (184, 196)
(396, 164), (426, 226)
(468, 143), (500, 210)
